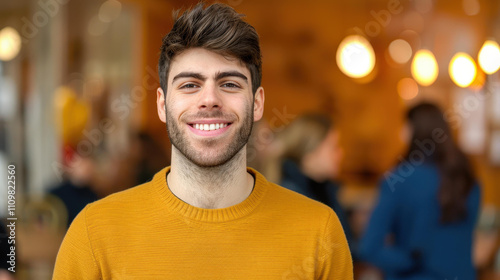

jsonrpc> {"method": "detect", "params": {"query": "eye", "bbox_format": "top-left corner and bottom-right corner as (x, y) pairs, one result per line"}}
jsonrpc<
(180, 83), (199, 89)
(221, 82), (240, 88)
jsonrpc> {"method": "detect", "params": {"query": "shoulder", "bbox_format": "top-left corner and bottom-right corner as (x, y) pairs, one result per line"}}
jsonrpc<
(82, 167), (169, 224)
(80, 182), (154, 223)
(262, 180), (340, 232)
(269, 182), (332, 212)
(250, 167), (334, 218)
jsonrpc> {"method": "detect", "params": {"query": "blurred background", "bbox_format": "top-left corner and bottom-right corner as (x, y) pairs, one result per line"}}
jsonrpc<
(0, 0), (500, 279)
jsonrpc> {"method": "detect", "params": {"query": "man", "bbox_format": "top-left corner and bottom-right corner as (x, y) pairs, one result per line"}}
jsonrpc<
(53, 3), (352, 279)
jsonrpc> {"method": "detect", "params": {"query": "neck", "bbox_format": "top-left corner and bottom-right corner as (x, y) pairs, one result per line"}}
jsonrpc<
(168, 146), (254, 209)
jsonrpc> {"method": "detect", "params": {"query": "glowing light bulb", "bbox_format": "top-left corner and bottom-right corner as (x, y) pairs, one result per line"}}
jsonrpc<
(0, 27), (21, 61)
(478, 40), (500, 75)
(449, 52), (477, 88)
(411, 49), (438, 86)
(336, 35), (376, 79)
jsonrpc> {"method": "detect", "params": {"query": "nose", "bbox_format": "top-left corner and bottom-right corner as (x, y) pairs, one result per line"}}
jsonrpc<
(197, 82), (222, 110)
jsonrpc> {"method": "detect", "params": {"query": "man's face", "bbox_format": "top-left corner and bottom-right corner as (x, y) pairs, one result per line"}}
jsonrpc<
(157, 48), (264, 167)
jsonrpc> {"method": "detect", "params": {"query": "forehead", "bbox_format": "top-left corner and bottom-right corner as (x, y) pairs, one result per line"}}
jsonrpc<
(169, 48), (250, 81)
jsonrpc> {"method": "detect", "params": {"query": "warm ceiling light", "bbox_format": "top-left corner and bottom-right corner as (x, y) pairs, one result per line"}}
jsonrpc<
(449, 52), (477, 88)
(388, 39), (412, 64)
(0, 27), (21, 61)
(411, 49), (438, 86)
(336, 35), (376, 79)
(397, 78), (419, 100)
(478, 40), (500, 75)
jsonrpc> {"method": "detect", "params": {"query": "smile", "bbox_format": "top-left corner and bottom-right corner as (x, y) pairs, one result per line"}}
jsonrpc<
(191, 123), (229, 131)
(187, 121), (233, 136)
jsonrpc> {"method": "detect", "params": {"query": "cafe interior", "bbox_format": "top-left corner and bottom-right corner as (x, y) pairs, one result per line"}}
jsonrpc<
(0, 0), (500, 279)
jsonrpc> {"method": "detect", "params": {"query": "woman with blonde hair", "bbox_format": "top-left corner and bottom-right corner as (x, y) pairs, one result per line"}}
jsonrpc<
(270, 113), (354, 253)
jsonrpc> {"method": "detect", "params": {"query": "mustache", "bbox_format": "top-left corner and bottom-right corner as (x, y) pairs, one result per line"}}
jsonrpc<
(181, 111), (236, 122)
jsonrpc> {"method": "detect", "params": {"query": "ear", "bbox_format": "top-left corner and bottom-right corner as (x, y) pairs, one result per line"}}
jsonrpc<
(157, 87), (166, 123)
(253, 86), (265, 122)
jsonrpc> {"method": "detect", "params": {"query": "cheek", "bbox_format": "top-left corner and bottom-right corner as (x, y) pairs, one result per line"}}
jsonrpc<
(225, 96), (252, 115)
(166, 96), (190, 117)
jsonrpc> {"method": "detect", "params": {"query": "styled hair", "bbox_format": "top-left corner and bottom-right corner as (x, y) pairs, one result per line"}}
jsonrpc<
(406, 103), (475, 223)
(158, 2), (262, 94)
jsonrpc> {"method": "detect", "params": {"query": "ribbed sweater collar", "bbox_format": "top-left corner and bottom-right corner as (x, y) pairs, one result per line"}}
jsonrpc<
(152, 166), (268, 222)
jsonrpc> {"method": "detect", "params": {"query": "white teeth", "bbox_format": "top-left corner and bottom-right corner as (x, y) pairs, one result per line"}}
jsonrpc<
(192, 123), (228, 131)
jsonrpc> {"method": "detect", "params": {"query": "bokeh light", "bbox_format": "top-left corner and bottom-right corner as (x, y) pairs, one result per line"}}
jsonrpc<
(0, 27), (21, 61)
(411, 49), (439, 86)
(470, 68), (486, 90)
(388, 39), (412, 64)
(449, 52), (477, 88)
(336, 35), (376, 79)
(397, 78), (419, 100)
(99, 0), (122, 22)
(478, 40), (500, 75)
(415, 0), (434, 14)
(463, 0), (480, 16)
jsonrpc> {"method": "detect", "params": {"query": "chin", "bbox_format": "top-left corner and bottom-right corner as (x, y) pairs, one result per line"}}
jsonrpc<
(186, 150), (236, 168)
(189, 157), (232, 168)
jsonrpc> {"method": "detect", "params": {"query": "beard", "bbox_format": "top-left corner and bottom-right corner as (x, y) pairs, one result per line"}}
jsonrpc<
(165, 103), (254, 168)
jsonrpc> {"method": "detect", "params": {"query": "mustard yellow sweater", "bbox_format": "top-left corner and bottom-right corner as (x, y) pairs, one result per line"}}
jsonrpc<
(53, 167), (352, 279)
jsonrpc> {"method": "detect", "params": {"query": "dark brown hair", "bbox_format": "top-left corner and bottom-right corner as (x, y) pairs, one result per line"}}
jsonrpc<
(406, 103), (475, 223)
(158, 2), (262, 94)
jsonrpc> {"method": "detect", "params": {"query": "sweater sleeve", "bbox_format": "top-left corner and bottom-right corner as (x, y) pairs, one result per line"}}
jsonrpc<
(53, 205), (100, 279)
(359, 179), (414, 273)
(318, 210), (353, 280)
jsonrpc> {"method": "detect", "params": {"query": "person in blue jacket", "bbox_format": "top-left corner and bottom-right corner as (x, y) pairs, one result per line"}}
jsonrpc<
(359, 103), (481, 279)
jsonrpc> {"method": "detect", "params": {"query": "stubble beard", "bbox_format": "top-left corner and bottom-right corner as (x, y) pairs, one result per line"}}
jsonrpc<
(165, 103), (254, 168)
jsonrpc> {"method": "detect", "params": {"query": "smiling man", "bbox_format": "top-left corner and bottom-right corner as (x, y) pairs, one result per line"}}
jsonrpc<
(53, 3), (352, 279)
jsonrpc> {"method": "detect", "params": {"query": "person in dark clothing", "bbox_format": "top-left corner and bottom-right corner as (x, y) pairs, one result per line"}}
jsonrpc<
(48, 180), (99, 227)
(47, 157), (99, 227)
(273, 114), (356, 256)
(359, 103), (481, 280)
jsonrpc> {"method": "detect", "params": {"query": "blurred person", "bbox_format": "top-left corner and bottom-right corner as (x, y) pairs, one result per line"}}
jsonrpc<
(49, 82), (99, 227)
(274, 114), (342, 203)
(47, 156), (99, 228)
(53, 3), (352, 279)
(270, 114), (356, 253)
(359, 103), (481, 279)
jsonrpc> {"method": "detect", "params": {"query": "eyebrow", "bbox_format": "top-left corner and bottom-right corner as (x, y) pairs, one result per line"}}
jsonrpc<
(171, 71), (248, 85)
(172, 72), (207, 84)
(215, 71), (248, 83)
